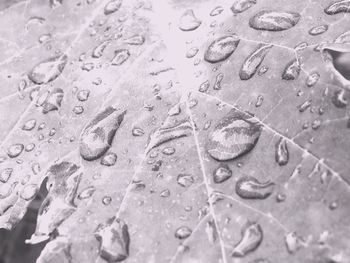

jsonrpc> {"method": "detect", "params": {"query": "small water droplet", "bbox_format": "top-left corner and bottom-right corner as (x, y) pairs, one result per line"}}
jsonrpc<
(104, 0), (122, 15)
(236, 176), (274, 199)
(179, 10), (201, 31)
(73, 105), (84, 115)
(7, 143), (24, 158)
(204, 35), (240, 63)
(282, 59), (301, 80)
(285, 232), (304, 254)
(77, 90), (90, 101)
(20, 184), (38, 201)
(255, 95), (264, 107)
(111, 49), (130, 66)
(298, 99), (312, 112)
(162, 147), (175, 155)
(132, 127), (145, 136)
(177, 173), (194, 187)
(275, 137), (289, 166)
(0, 168), (13, 183)
(102, 196), (112, 205)
(124, 35), (145, 45)
(199, 80), (210, 93)
(92, 40), (111, 58)
(213, 73), (224, 90)
(78, 186), (96, 200)
(101, 152), (117, 166)
(332, 89), (347, 108)
(213, 164), (232, 183)
(210, 6), (224, 16)
(175, 226), (192, 239)
(306, 72), (320, 87)
(160, 189), (170, 197)
(186, 47), (199, 58)
(22, 119), (36, 131)
(309, 25), (328, 36)
(231, 0), (257, 14)
(249, 10), (300, 31)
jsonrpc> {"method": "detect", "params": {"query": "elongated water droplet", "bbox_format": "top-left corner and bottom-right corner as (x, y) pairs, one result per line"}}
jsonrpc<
(186, 47), (199, 58)
(231, 0), (257, 14)
(28, 55), (67, 84)
(132, 127), (145, 136)
(309, 25), (328, 36)
(92, 40), (111, 58)
(124, 35), (144, 45)
(213, 164), (232, 183)
(207, 109), (262, 161)
(249, 10), (300, 31)
(324, 0), (350, 15)
(199, 80), (210, 92)
(206, 220), (218, 244)
(235, 176), (274, 199)
(179, 10), (201, 31)
(285, 232), (304, 254)
(231, 222), (263, 257)
(78, 186), (95, 199)
(204, 35), (240, 63)
(104, 0), (122, 15)
(213, 73), (224, 90)
(306, 72), (320, 87)
(255, 95), (264, 107)
(282, 59), (300, 80)
(111, 49), (130, 66)
(146, 118), (192, 153)
(275, 137), (289, 166)
(240, 43), (273, 80)
(298, 99), (312, 112)
(95, 217), (130, 262)
(210, 6), (224, 16)
(175, 226), (192, 239)
(80, 107), (126, 161)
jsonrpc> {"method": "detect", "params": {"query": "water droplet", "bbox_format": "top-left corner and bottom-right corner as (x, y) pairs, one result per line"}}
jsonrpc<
(25, 143), (35, 152)
(210, 6), (224, 16)
(102, 196), (112, 205)
(92, 40), (111, 58)
(249, 10), (300, 31)
(101, 152), (117, 166)
(282, 59), (301, 80)
(22, 119), (36, 131)
(160, 189), (170, 197)
(111, 49), (130, 66)
(213, 164), (232, 183)
(207, 109), (262, 161)
(77, 90), (90, 101)
(275, 137), (289, 166)
(81, 62), (94, 71)
(204, 35), (240, 63)
(78, 186), (95, 200)
(132, 127), (145, 136)
(309, 25), (328, 36)
(306, 72), (320, 87)
(20, 184), (38, 201)
(131, 179), (146, 191)
(38, 33), (51, 44)
(177, 173), (194, 187)
(37, 88), (64, 114)
(186, 47), (199, 58)
(7, 143), (24, 158)
(231, 222), (263, 257)
(324, 0), (350, 15)
(28, 55), (68, 85)
(124, 35), (145, 45)
(168, 104), (181, 116)
(255, 95), (264, 107)
(285, 232), (304, 254)
(213, 73), (224, 90)
(332, 89), (348, 108)
(0, 168), (13, 183)
(95, 217), (130, 262)
(240, 43), (273, 80)
(18, 79), (27, 92)
(175, 226), (192, 239)
(206, 220), (218, 244)
(162, 147), (175, 155)
(235, 176), (274, 199)
(73, 105), (84, 115)
(276, 193), (286, 202)
(146, 118), (192, 153)
(199, 80), (210, 92)
(104, 0), (122, 15)
(80, 107), (126, 161)
(297, 99), (312, 112)
(179, 10), (201, 31)
(231, 0), (257, 14)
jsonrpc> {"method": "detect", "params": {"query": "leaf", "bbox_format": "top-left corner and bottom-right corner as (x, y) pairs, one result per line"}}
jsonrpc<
(0, 0), (350, 262)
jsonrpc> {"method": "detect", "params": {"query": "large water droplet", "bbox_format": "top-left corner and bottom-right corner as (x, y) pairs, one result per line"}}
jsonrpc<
(95, 217), (130, 262)
(104, 0), (122, 15)
(80, 107), (126, 161)
(275, 137), (289, 166)
(231, 222), (263, 257)
(249, 10), (300, 31)
(210, 6), (224, 16)
(7, 143), (24, 158)
(240, 43), (273, 80)
(207, 109), (262, 161)
(231, 0), (257, 14)
(324, 0), (350, 15)
(179, 10), (201, 31)
(28, 55), (67, 85)
(204, 35), (240, 63)
(235, 176), (274, 199)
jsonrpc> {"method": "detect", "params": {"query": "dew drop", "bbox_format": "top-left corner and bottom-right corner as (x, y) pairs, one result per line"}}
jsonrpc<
(102, 196), (112, 205)
(28, 55), (67, 85)
(78, 186), (95, 200)
(213, 164), (232, 184)
(73, 105), (84, 115)
(22, 119), (37, 131)
(309, 25), (328, 36)
(275, 137), (289, 166)
(7, 143), (24, 158)
(101, 152), (117, 166)
(207, 109), (262, 161)
(80, 107), (126, 161)
(204, 35), (240, 63)
(332, 89), (347, 108)
(160, 189), (170, 197)
(199, 80), (210, 93)
(177, 173), (195, 187)
(92, 40), (111, 58)
(77, 90), (90, 101)
(111, 49), (130, 66)
(179, 10), (201, 31)
(210, 6), (224, 16)
(0, 168), (13, 183)
(282, 59), (301, 80)
(213, 73), (224, 90)
(104, 0), (122, 15)
(231, 0), (257, 14)
(285, 232), (304, 254)
(249, 10), (300, 31)
(324, 0), (350, 15)
(162, 147), (175, 155)
(306, 72), (320, 87)
(37, 88), (64, 114)
(298, 99), (312, 112)
(231, 222), (263, 257)
(235, 176), (274, 199)
(124, 35), (145, 45)
(175, 226), (192, 239)
(255, 95), (264, 107)
(186, 47), (199, 58)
